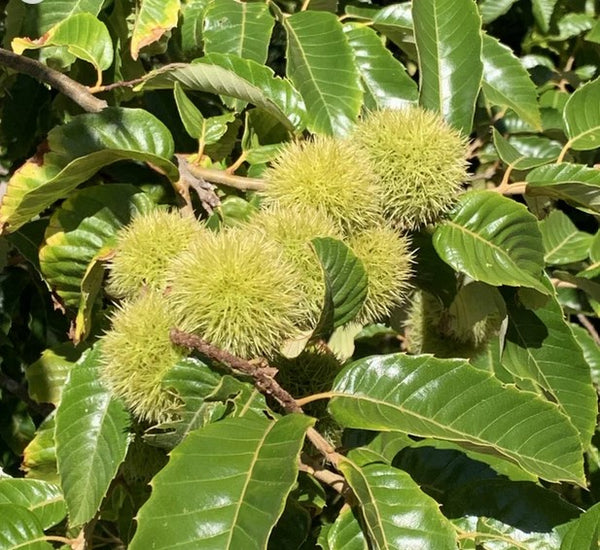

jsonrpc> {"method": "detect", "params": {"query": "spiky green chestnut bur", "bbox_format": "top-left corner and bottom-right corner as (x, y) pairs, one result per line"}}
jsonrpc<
(167, 227), (307, 359)
(250, 205), (342, 328)
(353, 107), (468, 230)
(100, 290), (189, 423)
(108, 209), (204, 299)
(262, 136), (381, 231)
(348, 223), (413, 324)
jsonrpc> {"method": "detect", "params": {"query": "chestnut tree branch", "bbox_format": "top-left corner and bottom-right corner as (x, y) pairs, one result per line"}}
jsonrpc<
(184, 164), (266, 192)
(170, 329), (342, 466)
(0, 48), (107, 113)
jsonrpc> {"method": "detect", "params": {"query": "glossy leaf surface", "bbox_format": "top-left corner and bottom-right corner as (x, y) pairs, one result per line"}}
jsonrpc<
(413, 0), (483, 133)
(563, 77), (600, 150)
(329, 353), (584, 484)
(284, 11), (362, 135)
(338, 460), (457, 550)
(433, 191), (548, 294)
(131, 414), (314, 549)
(0, 479), (65, 529)
(131, 0), (180, 60)
(0, 504), (52, 550)
(55, 345), (131, 526)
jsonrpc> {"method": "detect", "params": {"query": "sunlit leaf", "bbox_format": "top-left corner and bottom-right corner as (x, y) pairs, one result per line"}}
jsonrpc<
(482, 34), (541, 130)
(0, 504), (52, 550)
(413, 0), (483, 133)
(563, 77), (600, 151)
(433, 191), (548, 294)
(343, 23), (418, 110)
(539, 210), (593, 265)
(329, 353), (585, 484)
(55, 345), (131, 526)
(131, 415), (314, 549)
(131, 0), (180, 60)
(560, 502), (600, 550)
(284, 11), (362, 135)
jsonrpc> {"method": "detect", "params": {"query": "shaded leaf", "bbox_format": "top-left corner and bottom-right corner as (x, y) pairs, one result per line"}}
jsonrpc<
(0, 479), (66, 530)
(329, 353), (585, 484)
(343, 23), (417, 110)
(478, 0), (518, 24)
(532, 0), (558, 33)
(413, 0), (483, 133)
(130, 415), (314, 549)
(433, 191), (548, 294)
(39, 184), (154, 307)
(539, 210), (592, 265)
(312, 237), (368, 332)
(140, 54), (305, 131)
(12, 13), (113, 87)
(526, 163), (600, 212)
(571, 323), (600, 384)
(482, 34), (541, 129)
(55, 345), (131, 526)
(371, 4), (413, 49)
(203, 0), (274, 64)
(131, 0), (180, 60)
(492, 129), (557, 170)
(319, 506), (368, 550)
(0, 108), (176, 233)
(339, 460), (457, 550)
(563, 77), (600, 151)
(284, 11), (362, 136)
(0, 504), (52, 550)
(26, 343), (81, 405)
(181, 0), (210, 56)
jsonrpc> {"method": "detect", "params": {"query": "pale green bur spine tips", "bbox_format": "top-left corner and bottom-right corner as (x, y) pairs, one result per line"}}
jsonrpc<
(100, 290), (189, 423)
(353, 107), (469, 230)
(167, 227), (308, 359)
(348, 224), (413, 324)
(261, 135), (381, 231)
(108, 208), (204, 299)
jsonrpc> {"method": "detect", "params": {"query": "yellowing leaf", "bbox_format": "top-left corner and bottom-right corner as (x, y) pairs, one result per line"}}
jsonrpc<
(131, 0), (181, 60)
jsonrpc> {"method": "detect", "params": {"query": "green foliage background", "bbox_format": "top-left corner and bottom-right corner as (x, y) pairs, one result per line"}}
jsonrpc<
(0, 0), (600, 548)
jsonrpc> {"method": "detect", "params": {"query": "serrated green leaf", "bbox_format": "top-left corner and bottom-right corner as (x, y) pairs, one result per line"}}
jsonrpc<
(181, 0), (210, 56)
(539, 210), (592, 265)
(0, 479), (66, 530)
(319, 506), (368, 550)
(329, 353), (585, 484)
(39, 184), (154, 306)
(371, 4), (413, 49)
(560, 502), (600, 550)
(130, 414), (314, 550)
(492, 128), (554, 170)
(478, 0), (518, 24)
(526, 163), (600, 212)
(145, 357), (227, 449)
(284, 11), (362, 136)
(12, 13), (113, 87)
(532, 0), (558, 33)
(571, 323), (600, 385)
(563, 77), (600, 151)
(130, 0), (180, 60)
(433, 191), (548, 294)
(465, 516), (561, 550)
(338, 460), (457, 550)
(503, 293), (597, 444)
(0, 108), (176, 233)
(22, 414), (58, 483)
(174, 82), (235, 142)
(343, 23), (417, 111)
(140, 53), (304, 131)
(26, 343), (81, 406)
(482, 35), (541, 130)
(203, 0), (274, 64)
(55, 345), (131, 526)
(312, 237), (368, 332)
(413, 0), (483, 133)
(0, 504), (52, 550)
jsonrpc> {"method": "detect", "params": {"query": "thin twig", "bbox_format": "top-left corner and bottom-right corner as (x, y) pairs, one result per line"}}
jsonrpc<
(0, 48), (107, 113)
(170, 329), (342, 465)
(90, 76), (146, 93)
(176, 154), (220, 215)
(185, 164), (266, 192)
(299, 458), (347, 494)
(577, 314), (600, 346)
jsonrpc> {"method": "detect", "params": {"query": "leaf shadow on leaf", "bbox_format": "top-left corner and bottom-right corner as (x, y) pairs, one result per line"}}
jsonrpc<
(393, 445), (580, 533)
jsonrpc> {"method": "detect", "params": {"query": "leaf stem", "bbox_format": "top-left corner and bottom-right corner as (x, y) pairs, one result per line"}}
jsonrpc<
(184, 163), (266, 191)
(296, 391), (335, 407)
(557, 140), (572, 163)
(0, 47), (107, 112)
